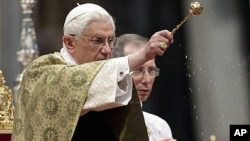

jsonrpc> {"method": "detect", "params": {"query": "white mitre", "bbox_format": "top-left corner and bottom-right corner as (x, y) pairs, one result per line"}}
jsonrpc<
(63, 3), (107, 28)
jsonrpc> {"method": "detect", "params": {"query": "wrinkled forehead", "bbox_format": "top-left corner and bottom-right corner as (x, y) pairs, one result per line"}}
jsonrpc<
(82, 19), (115, 36)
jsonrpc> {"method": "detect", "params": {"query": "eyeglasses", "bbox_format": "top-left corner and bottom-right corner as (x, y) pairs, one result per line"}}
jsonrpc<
(70, 34), (116, 49)
(130, 67), (160, 78)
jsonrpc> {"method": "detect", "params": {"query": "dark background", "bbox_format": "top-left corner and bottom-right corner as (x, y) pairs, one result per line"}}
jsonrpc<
(33, 0), (249, 141)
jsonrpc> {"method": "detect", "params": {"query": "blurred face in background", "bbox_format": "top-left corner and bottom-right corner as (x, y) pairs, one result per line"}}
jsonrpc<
(123, 43), (158, 101)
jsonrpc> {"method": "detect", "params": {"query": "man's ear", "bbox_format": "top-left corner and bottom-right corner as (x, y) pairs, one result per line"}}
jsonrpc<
(63, 35), (75, 52)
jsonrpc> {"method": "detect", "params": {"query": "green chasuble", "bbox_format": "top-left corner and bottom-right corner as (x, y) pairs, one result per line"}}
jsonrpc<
(11, 53), (149, 141)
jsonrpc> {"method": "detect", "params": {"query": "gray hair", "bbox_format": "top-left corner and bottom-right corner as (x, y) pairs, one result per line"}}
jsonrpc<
(63, 3), (115, 39)
(112, 33), (148, 58)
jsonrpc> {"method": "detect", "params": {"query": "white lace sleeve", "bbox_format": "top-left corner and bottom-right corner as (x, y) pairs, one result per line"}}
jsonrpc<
(82, 56), (133, 111)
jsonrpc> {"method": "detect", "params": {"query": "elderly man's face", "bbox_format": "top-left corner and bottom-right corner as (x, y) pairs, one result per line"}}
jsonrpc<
(71, 20), (115, 64)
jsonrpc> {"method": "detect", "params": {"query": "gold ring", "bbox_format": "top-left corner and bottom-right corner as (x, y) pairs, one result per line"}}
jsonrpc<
(160, 42), (168, 49)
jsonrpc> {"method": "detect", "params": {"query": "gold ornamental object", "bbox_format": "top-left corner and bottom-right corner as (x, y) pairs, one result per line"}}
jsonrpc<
(0, 70), (15, 130)
(171, 1), (203, 34)
(13, 0), (39, 107)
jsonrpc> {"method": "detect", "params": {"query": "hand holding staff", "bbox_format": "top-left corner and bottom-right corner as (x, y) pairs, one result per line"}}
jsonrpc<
(160, 1), (203, 49)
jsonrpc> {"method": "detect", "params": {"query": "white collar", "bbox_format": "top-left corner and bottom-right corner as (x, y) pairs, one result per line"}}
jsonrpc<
(60, 47), (77, 65)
